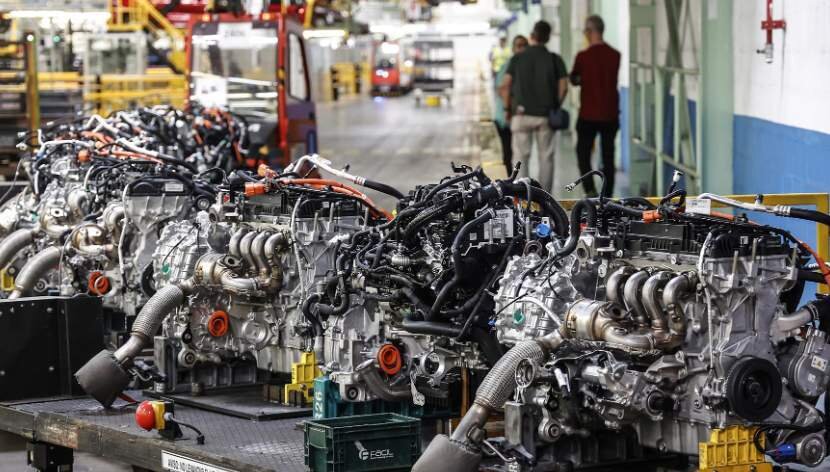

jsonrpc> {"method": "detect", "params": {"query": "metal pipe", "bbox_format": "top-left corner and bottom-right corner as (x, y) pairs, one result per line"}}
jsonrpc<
(623, 270), (650, 327)
(356, 359), (411, 401)
(228, 228), (245, 258)
(264, 231), (286, 267)
(8, 246), (61, 298)
(416, 337), (559, 472)
(563, 299), (654, 350)
(663, 273), (692, 337)
(75, 284), (186, 407)
(0, 228), (35, 269)
(642, 271), (673, 333)
(251, 231), (269, 275)
(239, 231), (257, 271)
(606, 265), (635, 305)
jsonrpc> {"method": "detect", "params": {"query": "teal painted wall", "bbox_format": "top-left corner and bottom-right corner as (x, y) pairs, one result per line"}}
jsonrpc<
(700, 0), (733, 194)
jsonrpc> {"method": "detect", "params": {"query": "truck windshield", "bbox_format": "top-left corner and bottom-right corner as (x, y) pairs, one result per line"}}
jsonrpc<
(189, 21), (278, 119)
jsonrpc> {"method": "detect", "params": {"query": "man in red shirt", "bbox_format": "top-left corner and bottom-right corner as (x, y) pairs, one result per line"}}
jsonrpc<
(570, 15), (621, 197)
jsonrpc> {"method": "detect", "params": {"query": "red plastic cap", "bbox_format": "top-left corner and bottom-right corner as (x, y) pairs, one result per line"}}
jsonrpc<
(135, 401), (156, 431)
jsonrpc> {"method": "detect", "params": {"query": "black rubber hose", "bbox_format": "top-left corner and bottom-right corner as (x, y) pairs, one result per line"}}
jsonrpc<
(400, 287), (431, 316)
(604, 201), (645, 218)
(417, 170), (480, 206)
(363, 179), (404, 200)
(401, 318), (462, 337)
(312, 279), (350, 318)
(619, 196), (657, 209)
(494, 182), (569, 238)
(468, 326), (503, 366)
(799, 270), (828, 285)
(789, 208), (830, 230)
(429, 210), (495, 319)
(555, 199), (598, 259)
(810, 298), (830, 334)
(455, 237), (522, 337)
(401, 200), (457, 244)
(301, 294), (325, 336)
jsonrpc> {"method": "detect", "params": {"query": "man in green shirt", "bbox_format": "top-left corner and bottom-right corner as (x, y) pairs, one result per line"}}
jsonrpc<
(499, 20), (568, 191)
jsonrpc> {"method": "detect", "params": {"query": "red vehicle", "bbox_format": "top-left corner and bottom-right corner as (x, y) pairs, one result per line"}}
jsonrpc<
(371, 40), (413, 96)
(186, 12), (318, 168)
(152, 0), (340, 29)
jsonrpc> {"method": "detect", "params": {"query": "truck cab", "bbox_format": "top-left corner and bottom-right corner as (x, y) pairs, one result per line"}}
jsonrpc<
(187, 13), (317, 169)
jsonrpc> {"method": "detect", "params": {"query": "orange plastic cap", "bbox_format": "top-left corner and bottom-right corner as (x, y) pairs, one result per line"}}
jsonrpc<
(377, 344), (402, 376)
(88, 271), (111, 295)
(207, 310), (229, 337)
(244, 183), (267, 197)
(642, 210), (661, 223)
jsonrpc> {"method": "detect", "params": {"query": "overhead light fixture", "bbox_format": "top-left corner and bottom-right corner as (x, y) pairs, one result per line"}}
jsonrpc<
(303, 29), (347, 40)
(7, 10), (109, 21)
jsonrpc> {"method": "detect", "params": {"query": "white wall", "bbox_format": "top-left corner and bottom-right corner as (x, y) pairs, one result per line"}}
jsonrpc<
(733, 0), (830, 135)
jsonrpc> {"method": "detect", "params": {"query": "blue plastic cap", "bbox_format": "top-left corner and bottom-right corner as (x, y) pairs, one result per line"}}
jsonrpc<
(535, 223), (551, 238)
(769, 443), (797, 461)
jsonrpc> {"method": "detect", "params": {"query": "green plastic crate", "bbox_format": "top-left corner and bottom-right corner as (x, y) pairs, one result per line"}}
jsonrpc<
(304, 413), (421, 472)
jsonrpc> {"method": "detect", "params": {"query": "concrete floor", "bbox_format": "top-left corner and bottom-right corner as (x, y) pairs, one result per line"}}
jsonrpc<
(316, 93), (478, 210)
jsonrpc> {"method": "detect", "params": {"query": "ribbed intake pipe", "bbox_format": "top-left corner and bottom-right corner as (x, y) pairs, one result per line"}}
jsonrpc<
(413, 335), (562, 472)
(0, 228), (35, 270)
(75, 284), (185, 407)
(8, 246), (61, 299)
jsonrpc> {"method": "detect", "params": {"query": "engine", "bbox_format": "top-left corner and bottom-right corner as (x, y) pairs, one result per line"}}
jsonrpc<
(0, 106), (243, 309)
(417, 195), (830, 471)
(75, 163), (390, 406)
(313, 167), (570, 414)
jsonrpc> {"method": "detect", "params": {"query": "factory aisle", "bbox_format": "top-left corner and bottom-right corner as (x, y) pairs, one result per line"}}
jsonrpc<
(316, 91), (478, 210)
(315, 65), (622, 211)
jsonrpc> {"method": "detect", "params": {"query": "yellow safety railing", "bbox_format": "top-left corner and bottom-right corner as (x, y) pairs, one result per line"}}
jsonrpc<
(559, 193), (830, 291)
(84, 71), (186, 116)
(0, 69), (185, 116)
(108, 0), (186, 72)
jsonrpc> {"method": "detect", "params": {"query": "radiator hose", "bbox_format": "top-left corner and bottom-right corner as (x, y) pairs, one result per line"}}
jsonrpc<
(8, 246), (61, 299)
(75, 284), (186, 407)
(412, 332), (564, 472)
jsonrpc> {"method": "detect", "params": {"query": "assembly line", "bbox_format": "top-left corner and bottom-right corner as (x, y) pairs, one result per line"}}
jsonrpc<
(0, 1), (829, 472)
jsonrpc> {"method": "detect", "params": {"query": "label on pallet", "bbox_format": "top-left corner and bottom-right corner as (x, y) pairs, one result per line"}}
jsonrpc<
(161, 451), (235, 472)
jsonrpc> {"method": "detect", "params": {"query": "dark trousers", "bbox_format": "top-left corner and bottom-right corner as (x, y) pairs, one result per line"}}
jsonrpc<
(576, 118), (619, 196)
(495, 122), (512, 174)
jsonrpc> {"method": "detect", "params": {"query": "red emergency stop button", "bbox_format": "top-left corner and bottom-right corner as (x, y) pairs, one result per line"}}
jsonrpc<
(135, 401), (156, 431)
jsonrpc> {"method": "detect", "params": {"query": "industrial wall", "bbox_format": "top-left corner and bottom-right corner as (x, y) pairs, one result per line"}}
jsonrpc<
(731, 0), (830, 196)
